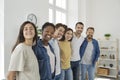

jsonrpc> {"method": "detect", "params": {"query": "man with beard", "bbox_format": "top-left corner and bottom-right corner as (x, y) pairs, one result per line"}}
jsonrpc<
(80, 27), (100, 80)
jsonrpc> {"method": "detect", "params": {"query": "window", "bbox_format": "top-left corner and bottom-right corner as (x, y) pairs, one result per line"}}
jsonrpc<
(56, 10), (66, 24)
(49, 0), (53, 4)
(49, 0), (67, 24)
(56, 0), (66, 9)
(49, 8), (53, 23)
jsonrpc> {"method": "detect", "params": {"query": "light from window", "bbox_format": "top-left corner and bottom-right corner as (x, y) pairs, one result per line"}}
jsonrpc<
(49, 0), (53, 4)
(49, 9), (53, 23)
(56, 10), (66, 24)
(56, 0), (66, 9)
(61, 12), (66, 24)
(49, 0), (67, 24)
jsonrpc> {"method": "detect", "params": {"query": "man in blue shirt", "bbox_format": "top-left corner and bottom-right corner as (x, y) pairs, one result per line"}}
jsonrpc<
(80, 27), (100, 80)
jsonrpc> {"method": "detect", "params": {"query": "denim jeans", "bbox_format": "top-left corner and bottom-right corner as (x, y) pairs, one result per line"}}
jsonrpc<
(60, 68), (73, 80)
(79, 63), (81, 80)
(71, 61), (80, 80)
(54, 73), (61, 80)
(81, 64), (95, 80)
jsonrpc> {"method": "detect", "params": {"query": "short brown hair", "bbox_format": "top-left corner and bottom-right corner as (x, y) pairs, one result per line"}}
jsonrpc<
(87, 27), (94, 32)
(75, 22), (84, 27)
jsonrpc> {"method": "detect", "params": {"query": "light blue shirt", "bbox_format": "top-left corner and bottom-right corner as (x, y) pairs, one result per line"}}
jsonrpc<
(49, 38), (61, 75)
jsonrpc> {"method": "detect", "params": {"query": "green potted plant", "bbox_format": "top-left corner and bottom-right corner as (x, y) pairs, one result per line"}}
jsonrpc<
(104, 33), (111, 40)
(36, 26), (42, 37)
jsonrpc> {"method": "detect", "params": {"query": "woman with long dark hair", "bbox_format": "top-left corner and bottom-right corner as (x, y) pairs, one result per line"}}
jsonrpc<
(59, 28), (73, 80)
(7, 21), (40, 80)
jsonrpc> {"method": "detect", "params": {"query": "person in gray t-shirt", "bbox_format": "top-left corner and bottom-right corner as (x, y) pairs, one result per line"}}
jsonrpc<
(7, 21), (40, 80)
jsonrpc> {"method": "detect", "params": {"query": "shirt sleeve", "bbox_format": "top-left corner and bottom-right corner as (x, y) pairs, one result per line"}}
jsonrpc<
(8, 45), (26, 71)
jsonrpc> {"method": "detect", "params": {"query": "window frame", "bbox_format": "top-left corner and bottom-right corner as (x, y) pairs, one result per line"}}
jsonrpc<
(49, 0), (68, 24)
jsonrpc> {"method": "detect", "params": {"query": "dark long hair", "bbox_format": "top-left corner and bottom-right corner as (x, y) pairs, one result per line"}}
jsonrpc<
(12, 21), (38, 52)
(59, 28), (73, 41)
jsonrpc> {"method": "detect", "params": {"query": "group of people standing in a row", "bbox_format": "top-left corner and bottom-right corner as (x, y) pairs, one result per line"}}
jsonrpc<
(7, 21), (100, 80)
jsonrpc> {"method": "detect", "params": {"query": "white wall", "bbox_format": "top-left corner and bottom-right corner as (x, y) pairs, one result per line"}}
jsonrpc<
(68, 0), (86, 36)
(85, 0), (120, 62)
(0, 0), (4, 79)
(85, 0), (120, 39)
(78, 0), (120, 64)
(67, 0), (78, 30)
(4, 0), (48, 77)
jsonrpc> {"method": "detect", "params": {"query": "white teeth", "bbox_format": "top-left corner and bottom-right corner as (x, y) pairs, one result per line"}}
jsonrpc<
(47, 35), (50, 38)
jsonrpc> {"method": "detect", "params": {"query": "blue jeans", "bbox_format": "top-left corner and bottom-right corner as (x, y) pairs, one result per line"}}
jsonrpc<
(60, 68), (73, 80)
(81, 64), (95, 80)
(54, 73), (61, 80)
(71, 61), (80, 80)
(79, 63), (81, 80)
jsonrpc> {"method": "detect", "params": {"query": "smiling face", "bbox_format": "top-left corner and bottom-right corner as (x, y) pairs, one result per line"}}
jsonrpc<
(23, 23), (35, 41)
(42, 26), (55, 42)
(65, 30), (73, 41)
(75, 24), (84, 35)
(55, 26), (65, 39)
(86, 28), (94, 39)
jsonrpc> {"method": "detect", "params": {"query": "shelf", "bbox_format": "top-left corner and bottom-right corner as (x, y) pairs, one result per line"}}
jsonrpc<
(97, 39), (119, 79)
(97, 74), (117, 78)
(100, 49), (116, 52)
(99, 40), (117, 43)
(98, 66), (117, 70)
(99, 58), (116, 61)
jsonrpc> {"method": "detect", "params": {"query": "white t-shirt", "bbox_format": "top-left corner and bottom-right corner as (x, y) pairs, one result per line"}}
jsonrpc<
(71, 34), (84, 61)
(44, 45), (55, 73)
(8, 43), (40, 80)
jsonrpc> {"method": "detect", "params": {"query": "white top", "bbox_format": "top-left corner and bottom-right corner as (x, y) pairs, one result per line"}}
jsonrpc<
(44, 45), (55, 73)
(71, 34), (84, 61)
(81, 41), (94, 64)
(49, 39), (61, 75)
(8, 43), (40, 80)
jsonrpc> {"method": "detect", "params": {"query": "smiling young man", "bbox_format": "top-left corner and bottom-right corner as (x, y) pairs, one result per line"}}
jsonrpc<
(70, 22), (84, 80)
(80, 27), (100, 80)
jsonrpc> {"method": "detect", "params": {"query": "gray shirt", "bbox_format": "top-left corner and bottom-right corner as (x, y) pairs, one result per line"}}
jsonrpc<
(8, 43), (40, 80)
(81, 41), (94, 64)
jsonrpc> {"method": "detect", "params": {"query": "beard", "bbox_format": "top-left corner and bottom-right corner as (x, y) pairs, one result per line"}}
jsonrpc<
(87, 35), (93, 39)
